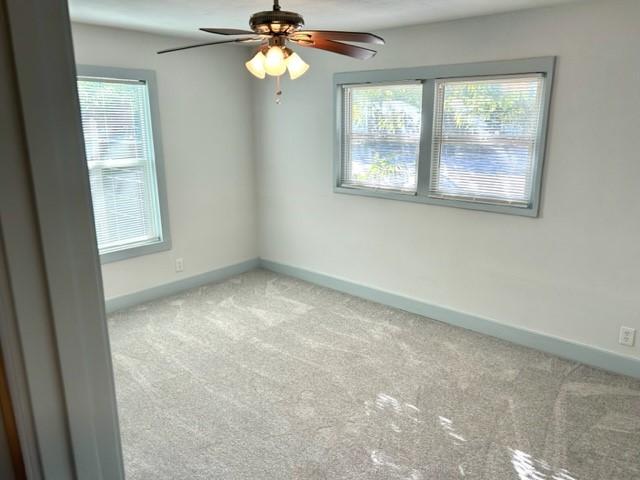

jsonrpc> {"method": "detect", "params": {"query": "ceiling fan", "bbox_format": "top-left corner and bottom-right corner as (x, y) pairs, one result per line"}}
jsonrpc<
(158, 0), (384, 96)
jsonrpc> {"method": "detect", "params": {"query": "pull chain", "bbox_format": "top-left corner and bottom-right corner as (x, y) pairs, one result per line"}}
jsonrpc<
(275, 75), (282, 104)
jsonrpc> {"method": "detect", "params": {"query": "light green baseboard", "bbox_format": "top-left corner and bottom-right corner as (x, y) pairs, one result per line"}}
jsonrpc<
(104, 258), (260, 314)
(104, 257), (639, 379)
(260, 259), (640, 380)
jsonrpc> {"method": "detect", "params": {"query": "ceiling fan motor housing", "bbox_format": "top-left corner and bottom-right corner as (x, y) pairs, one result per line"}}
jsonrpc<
(250, 10), (304, 35)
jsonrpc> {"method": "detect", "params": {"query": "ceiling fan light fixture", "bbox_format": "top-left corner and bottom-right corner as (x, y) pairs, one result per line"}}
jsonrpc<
(286, 52), (309, 80)
(245, 51), (267, 78)
(264, 45), (287, 76)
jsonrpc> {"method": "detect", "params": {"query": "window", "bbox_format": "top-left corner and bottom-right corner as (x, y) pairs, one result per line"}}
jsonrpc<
(77, 66), (170, 262)
(334, 58), (554, 216)
(341, 83), (423, 193)
(430, 75), (544, 206)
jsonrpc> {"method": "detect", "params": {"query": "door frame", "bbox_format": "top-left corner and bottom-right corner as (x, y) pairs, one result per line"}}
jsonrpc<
(0, 0), (125, 478)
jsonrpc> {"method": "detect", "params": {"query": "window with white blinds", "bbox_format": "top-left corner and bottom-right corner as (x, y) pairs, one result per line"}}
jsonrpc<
(430, 75), (545, 206)
(341, 83), (423, 193)
(77, 69), (168, 260)
(334, 58), (553, 216)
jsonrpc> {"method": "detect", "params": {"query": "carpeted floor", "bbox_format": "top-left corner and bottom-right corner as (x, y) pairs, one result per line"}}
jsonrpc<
(108, 269), (640, 480)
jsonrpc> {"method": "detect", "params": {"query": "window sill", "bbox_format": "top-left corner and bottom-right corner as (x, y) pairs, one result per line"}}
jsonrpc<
(334, 185), (538, 217)
(99, 238), (171, 264)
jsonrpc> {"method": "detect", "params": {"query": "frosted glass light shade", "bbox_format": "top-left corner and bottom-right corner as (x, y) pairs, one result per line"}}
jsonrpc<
(264, 46), (287, 76)
(245, 51), (266, 79)
(286, 52), (309, 80)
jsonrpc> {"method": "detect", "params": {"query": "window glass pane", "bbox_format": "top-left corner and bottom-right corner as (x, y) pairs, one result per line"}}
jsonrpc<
(77, 78), (163, 254)
(341, 83), (423, 193)
(430, 75), (544, 206)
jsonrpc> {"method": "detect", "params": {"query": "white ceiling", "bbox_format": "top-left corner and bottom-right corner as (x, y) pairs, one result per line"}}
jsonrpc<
(69, 0), (583, 39)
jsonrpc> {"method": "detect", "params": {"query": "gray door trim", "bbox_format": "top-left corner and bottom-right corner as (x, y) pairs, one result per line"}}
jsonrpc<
(1, 0), (125, 478)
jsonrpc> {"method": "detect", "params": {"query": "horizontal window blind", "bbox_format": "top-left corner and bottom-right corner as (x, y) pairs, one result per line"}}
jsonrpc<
(341, 82), (423, 193)
(430, 75), (545, 206)
(77, 77), (163, 254)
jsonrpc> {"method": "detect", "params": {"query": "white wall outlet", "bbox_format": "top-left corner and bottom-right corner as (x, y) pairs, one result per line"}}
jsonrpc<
(175, 258), (184, 273)
(619, 326), (636, 347)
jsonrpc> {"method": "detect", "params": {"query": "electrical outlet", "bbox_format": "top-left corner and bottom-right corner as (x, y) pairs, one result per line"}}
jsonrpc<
(175, 258), (184, 273)
(619, 326), (636, 347)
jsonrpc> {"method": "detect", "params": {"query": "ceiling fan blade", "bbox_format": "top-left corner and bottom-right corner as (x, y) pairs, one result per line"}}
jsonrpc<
(291, 30), (385, 45)
(200, 28), (256, 36)
(158, 37), (260, 54)
(291, 38), (377, 60)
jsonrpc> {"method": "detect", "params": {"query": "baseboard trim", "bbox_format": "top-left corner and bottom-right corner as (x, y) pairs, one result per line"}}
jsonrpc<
(104, 258), (260, 314)
(259, 259), (640, 380)
(103, 257), (639, 379)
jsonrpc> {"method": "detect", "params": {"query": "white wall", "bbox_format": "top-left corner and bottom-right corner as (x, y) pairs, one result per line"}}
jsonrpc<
(254, 0), (640, 359)
(72, 24), (258, 300)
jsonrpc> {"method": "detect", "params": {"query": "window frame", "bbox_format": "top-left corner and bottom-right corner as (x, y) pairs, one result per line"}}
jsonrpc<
(77, 65), (171, 263)
(333, 57), (555, 217)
